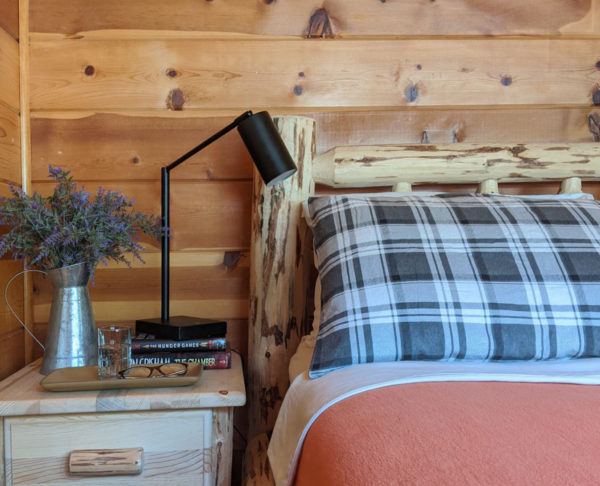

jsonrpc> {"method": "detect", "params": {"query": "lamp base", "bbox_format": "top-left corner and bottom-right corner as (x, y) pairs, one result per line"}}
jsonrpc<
(135, 316), (227, 341)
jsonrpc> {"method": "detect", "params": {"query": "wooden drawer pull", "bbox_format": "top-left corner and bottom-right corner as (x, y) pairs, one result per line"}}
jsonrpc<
(69, 447), (143, 476)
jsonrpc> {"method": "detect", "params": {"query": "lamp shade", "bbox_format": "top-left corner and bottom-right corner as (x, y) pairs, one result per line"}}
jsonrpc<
(237, 111), (297, 186)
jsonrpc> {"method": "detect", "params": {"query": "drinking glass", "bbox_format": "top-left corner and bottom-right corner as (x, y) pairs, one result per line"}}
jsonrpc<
(97, 326), (131, 380)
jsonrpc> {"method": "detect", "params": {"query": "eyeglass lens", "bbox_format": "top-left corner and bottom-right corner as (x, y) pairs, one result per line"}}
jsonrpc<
(120, 362), (188, 379)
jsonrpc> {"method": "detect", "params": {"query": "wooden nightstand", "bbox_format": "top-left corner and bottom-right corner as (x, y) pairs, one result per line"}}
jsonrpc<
(0, 353), (246, 485)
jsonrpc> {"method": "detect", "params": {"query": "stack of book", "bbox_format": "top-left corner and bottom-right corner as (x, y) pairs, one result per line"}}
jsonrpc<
(132, 318), (231, 369)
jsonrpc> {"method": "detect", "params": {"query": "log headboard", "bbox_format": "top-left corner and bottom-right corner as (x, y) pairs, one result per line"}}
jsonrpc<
(243, 115), (600, 484)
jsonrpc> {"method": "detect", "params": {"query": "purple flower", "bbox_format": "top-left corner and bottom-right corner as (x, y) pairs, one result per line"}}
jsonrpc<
(0, 166), (162, 279)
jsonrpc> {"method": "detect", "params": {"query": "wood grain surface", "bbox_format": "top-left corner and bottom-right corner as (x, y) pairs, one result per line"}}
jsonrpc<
(0, 104), (21, 184)
(0, 0), (22, 381)
(31, 114), (255, 182)
(34, 256), (248, 303)
(0, 28), (18, 110)
(0, 0), (18, 39)
(0, 261), (25, 335)
(31, 251), (249, 326)
(31, 180), (251, 250)
(69, 447), (144, 476)
(247, 116), (316, 445)
(7, 411), (211, 485)
(29, 108), (600, 184)
(29, 0), (597, 36)
(243, 433), (274, 486)
(29, 37), (600, 111)
(0, 359), (244, 485)
(213, 408), (235, 486)
(313, 142), (600, 187)
(0, 353), (245, 416)
(0, 328), (25, 381)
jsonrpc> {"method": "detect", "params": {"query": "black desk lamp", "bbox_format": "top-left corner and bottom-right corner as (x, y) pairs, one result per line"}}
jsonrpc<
(136, 111), (297, 333)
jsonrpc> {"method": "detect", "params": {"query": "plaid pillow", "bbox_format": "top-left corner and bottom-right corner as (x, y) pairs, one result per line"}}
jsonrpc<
(306, 194), (600, 378)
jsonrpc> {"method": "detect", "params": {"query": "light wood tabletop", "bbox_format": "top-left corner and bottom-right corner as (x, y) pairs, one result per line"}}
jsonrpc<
(0, 353), (245, 417)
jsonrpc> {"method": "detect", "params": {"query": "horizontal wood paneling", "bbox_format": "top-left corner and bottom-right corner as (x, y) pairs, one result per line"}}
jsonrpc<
(0, 4), (23, 378)
(0, 260), (25, 334)
(31, 250), (248, 345)
(0, 0), (18, 40)
(28, 0), (597, 36)
(314, 108), (600, 146)
(33, 255), (249, 303)
(31, 180), (252, 250)
(0, 27), (19, 110)
(0, 328), (25, 380)
(29, 38), (600, 111)
(102, 250), (248, 269)
(30, 108), (599, 183)
(0, 103), (22, 183)
(34, 299), (247, 323)
(31, 114), (254, 182)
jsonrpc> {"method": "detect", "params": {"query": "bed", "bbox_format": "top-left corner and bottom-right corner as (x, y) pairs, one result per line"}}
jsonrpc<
(243, 116), (600, 485)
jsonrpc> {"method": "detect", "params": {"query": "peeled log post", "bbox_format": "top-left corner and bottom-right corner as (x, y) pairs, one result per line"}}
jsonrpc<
(244, 116), (316, 484)
(244, 433), (274, 486)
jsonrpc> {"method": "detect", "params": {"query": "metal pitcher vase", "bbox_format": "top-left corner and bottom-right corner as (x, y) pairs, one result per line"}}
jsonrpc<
(40, 262), (97, 375)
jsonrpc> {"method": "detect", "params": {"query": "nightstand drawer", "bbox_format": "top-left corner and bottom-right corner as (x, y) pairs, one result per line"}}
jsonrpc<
(4, 410), (213, 486)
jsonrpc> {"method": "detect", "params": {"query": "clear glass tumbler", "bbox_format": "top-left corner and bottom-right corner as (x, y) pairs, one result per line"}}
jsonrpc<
(97, 326), (131, 380)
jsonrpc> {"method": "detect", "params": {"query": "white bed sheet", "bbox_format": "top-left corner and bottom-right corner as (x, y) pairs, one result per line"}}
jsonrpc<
(269, 358), (600, 486)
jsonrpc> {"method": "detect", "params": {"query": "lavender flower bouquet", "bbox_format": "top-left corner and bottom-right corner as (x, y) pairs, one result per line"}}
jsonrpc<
(0, 166), (161, 278)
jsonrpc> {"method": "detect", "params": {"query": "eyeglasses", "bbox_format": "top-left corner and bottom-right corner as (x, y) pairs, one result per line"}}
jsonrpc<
(118, 362), (188, 379)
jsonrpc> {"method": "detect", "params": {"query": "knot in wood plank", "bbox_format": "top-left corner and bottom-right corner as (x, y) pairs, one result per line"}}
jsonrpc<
(593, 87), (600, 106)
(222, 251), (241, 269)
(589, 113), (600, 142)
(166, 88), (185, 111)
(405, 83), (419, 103)
(306, 7), (333, 38)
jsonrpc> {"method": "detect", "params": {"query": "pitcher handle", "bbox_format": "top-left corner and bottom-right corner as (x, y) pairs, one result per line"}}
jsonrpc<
(4, 269), (47, 351)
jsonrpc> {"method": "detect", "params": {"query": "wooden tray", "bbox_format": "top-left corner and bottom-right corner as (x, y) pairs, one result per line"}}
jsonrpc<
(40, 363), (203, 392)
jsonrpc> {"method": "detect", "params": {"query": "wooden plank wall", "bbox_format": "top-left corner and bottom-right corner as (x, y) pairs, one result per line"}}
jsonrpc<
(0, 0), (24, 380)
(26, 0), (600, 437)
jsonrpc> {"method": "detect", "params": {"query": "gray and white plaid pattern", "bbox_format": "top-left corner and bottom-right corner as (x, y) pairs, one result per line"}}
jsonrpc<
(306, 194), (600, 378)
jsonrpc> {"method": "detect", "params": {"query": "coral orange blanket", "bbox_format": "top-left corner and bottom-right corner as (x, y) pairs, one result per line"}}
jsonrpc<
(294, 381), (600, 486)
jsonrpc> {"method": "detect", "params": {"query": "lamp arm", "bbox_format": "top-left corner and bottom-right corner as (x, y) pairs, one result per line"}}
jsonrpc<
(166, 111), (253, 172)
(160, 110), (253, 322)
